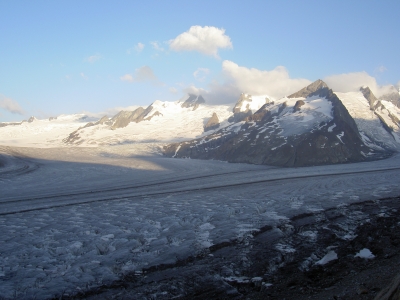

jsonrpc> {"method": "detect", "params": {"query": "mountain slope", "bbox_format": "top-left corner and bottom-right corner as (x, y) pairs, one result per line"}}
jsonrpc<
(163, 80), (394, 167)
(62, 96), (233, 147)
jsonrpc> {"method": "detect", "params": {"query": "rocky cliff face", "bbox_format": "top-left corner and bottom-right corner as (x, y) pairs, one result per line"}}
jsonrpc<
(204, 112), (220, 132)
(110, 107), (146, 129)
(181, 94), (205, 111)
(164, 80), (389, 167)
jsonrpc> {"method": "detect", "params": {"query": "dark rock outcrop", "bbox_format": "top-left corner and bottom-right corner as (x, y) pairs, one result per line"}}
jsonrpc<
(204, 113), (220, 132)
(375, 273), (400, 300)
(293, 100), (305, 112)
(110, 107), (146, 130)
(360, 86), (378, 109)
(181, 94), (205, 111)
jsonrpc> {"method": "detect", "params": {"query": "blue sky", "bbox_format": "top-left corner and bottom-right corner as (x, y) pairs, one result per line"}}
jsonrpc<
(0, 0), (399, 121)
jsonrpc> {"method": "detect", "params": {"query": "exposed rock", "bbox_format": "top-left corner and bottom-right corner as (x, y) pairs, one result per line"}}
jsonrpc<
(63, 129), (83, 145)
(375, 273), (400, 300)
(360, 86), (378, 109)
(95, 115), (111, 125)
(181, 94), (205, 111)
(49, 116), (57, 121)
(27, 116), (37, 123)
(82, 122), (94, 129)
(144, 111), (163, 121)
(293, 100), (305, 112)
(0, 122), (21, 128)
(204, 112), (220, 132)
(110, 107), (146, 130)
(229, 94), (255, 123)
(288, 79), (328, 98)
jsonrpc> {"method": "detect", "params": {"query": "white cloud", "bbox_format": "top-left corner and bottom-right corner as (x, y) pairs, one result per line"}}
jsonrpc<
(86, 53), (103, 63)
(169, 26), (232, 58)
(180, 61), (311, 105)
(120, 66), (159, 83)
(169, 87), (178, 94)
(150, 41), (164, 52)
(0, 95), (24, 115)
(193, 68), (210, 82)
(324, 71), (394, 96)
(80, 72), (88, 80)
(221, 60), (311, 99)
(375, 65), (387, 73)
(127, 43), (145, 54)
(135, 42), (145, 52)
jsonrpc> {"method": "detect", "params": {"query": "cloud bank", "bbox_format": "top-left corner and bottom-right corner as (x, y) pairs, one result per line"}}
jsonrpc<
(169, 26), (232, 58)
(221, 61), (311, 99)
(185, 61), (312, 105)
(324, 71), (394, 97)
(0, 95), (24, 115)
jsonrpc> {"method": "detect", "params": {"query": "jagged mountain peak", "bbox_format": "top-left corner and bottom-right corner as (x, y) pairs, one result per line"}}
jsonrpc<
(360, 86), (378, 109)
(204, 112), (220, 132)
(288, 79), (328, 98)
(181, 94), (205, 110)
(229, 93), (271, 123)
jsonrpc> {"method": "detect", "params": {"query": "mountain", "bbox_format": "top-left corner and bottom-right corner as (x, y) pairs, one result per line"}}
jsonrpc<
(62, 94), (232, 147)
(2, 83), (399, 166)
(0, 114), (96, 146)
(380, 85), (400, 108)
(163, 80), (400, 167)
(180, 94), (205, 110)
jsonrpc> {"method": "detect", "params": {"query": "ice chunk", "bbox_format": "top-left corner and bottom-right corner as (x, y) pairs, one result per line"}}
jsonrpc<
(355, 248), (375, 259)
(315, 250), (338, 265)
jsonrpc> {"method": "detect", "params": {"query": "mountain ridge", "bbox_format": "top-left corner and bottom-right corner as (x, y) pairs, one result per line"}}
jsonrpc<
(163, 80), (399, 167)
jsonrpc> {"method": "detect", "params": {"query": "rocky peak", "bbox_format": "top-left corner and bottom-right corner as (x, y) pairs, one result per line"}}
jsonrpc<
(379, 86), (400, 108)
(288, 80), (328, 98)
(110, 107), (146, 130)
(27, 116), (37, 123)
(204, 112), (220, 132)
(181, 94), (205, 110)
(233, 93), (252, 114)
(360, 86), (378, 110)
(95, 116), (111, 125)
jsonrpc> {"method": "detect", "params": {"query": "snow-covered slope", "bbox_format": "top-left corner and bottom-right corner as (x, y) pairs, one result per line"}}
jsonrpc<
(0, 114), (96, 147)
(0, 95), (235, 149)
(336, 91), (400, 151)
(65, 101), (233, 147)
